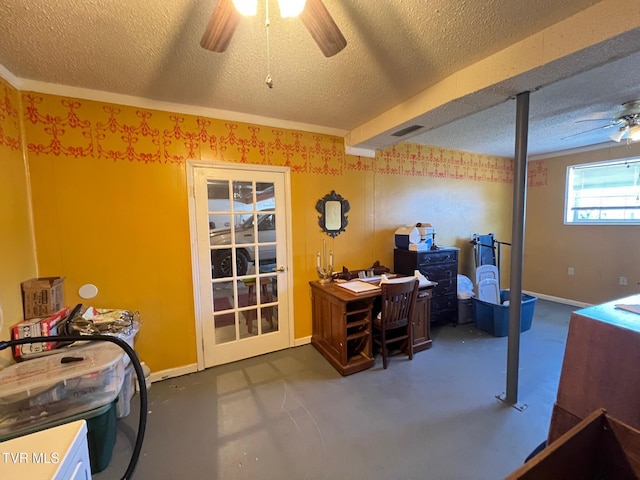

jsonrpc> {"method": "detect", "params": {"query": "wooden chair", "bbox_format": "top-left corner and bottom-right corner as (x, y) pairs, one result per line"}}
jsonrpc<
(372, 278), (419, 369)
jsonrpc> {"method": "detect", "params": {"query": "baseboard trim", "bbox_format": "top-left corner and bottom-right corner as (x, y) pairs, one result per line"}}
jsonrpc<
(524, 291), (592, 308)
(149, 363), (198, 384)
(294, 336), (311, 347)
(148, 341), (312, 383)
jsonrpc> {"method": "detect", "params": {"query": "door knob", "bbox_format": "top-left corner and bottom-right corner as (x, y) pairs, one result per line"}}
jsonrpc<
(275, 265), (286, 272)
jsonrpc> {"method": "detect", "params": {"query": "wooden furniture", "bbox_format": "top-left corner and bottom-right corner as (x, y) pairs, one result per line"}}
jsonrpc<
(547, 294), (640, 444)
(309, 280), (433, 376)
(372, 279), (419, 369)
(507, 408), (640, 479)
(413, 287), (433, 352)
(310, 281), (377, 375)
(394, 247), (459, 324)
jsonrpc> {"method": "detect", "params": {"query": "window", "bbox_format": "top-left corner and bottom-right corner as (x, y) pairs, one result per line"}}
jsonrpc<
(565, 158), (640, 224)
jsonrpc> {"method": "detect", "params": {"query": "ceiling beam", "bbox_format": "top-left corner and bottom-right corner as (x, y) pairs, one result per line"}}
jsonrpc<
(346, 0), (640, 151)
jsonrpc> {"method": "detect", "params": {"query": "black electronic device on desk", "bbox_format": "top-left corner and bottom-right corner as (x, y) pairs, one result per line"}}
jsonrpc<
(394, 247), (459, 324)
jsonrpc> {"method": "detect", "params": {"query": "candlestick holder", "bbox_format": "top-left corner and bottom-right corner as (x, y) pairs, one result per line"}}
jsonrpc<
(316, 263), (334, 283)
(316, 242), (334, 283)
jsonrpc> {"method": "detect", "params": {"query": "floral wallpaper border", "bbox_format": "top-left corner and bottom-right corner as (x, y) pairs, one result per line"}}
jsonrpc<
(4, 89), (548, 186)
(0, 84), (20, 151)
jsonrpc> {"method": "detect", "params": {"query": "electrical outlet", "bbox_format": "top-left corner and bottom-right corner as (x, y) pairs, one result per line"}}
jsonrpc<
(567, 267), (574, 276)
(619, 276), (628, 286)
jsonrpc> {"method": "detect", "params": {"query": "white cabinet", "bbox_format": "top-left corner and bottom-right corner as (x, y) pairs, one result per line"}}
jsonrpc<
(0, 420), (91, 479)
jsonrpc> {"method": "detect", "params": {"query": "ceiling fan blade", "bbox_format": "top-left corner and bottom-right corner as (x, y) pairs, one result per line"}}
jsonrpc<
(200, 0), (241, 53)
(575, 118), (615, 123)
(561, 123), (617, 140)
(300, 0), (347, 57)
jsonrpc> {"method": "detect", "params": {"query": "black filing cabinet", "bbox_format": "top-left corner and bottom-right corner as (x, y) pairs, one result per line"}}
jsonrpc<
(394, 247), (459, 324)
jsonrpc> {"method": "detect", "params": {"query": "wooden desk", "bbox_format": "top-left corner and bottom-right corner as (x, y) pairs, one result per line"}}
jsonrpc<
(309, 280), (433, 376)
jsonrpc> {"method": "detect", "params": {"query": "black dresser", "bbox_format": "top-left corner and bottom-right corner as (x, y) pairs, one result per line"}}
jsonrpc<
(394, 247), (459, 324)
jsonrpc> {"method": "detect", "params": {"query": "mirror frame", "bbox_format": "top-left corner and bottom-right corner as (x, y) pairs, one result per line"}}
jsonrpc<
(316, 190), (350, 237)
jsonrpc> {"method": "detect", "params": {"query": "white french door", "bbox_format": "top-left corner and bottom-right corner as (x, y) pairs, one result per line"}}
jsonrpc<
(189, 162), (292, 368)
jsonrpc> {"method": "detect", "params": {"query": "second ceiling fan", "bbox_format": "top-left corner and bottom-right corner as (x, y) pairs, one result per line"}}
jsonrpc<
(200, 0), (347, 58)
(568, 100), (640, 144)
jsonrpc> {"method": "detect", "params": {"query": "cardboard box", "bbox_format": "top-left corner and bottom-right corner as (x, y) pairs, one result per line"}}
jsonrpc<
(21, 277), (65, 319)
(11, 307), (70, 359)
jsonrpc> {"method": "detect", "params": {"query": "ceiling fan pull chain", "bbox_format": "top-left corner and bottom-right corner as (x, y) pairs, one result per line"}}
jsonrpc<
(265, 0), (274, 88)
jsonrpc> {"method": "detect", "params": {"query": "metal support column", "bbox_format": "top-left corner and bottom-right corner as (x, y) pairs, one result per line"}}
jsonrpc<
(497, 91), (529, 411)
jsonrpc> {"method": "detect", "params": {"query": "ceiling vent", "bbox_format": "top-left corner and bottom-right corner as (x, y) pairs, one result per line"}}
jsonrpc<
(391, 125), (424, 137)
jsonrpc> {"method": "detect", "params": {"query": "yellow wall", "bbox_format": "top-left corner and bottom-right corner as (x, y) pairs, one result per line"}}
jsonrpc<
(16, 91), (517, 373)
(525, 145), (640, 304)
(0, 79), (38, 367)
(368, 145), (517, 281)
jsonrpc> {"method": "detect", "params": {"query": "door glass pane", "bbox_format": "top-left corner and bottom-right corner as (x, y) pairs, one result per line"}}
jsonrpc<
(213, 280), (236, 345)
(213, 281), (235, 310)
(209, 213), (232, 232)
(256, 182), (276, 210)
(208, 180), (230, 206)
(238, 280), (257, 339)
(232, 181), (254, 211)
(265, 304), (278, 334)
(256, 245), (276, 271)
(211, 248), (232, 279)
(234, 247), (250, 277)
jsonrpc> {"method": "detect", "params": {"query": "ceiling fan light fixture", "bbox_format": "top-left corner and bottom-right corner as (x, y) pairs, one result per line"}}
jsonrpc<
(278, 0), (307, 18)
(629, 123), (640, 142)
(609, 127), (626, 143)
(232, 0), (258, 16)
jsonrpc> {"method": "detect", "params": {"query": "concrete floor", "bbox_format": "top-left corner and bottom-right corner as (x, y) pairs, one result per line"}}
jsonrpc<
(95, 299), (576, 480)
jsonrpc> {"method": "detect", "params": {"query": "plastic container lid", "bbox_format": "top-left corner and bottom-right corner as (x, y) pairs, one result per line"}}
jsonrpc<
(477, 278), (500, 304)
(0, 342), (124, 403)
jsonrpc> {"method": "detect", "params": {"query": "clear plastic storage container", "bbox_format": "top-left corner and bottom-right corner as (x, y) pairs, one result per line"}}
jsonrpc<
(0, 342), (124, 436)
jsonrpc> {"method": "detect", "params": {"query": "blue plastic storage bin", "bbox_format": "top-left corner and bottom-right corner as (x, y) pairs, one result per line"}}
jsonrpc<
(472, 290), (537, 337)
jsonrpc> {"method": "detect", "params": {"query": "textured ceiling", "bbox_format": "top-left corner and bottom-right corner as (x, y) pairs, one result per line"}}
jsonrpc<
(411, 50), (640, 157)
(1, 0), (639, 158)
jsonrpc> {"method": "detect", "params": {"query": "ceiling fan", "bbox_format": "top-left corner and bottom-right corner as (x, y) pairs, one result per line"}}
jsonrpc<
(200, 0), (347, 58)
(570, 100), (640, 143)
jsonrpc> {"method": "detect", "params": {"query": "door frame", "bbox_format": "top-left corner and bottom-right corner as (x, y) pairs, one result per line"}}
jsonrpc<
(186, 160), (295, 371)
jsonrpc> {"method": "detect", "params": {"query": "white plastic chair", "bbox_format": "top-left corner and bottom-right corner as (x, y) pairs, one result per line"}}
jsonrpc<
(477, 278), (500, 304)
(476, 264), (499, 286)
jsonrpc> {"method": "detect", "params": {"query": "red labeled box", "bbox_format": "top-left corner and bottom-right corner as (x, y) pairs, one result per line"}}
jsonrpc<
(11, 307), (71, 360)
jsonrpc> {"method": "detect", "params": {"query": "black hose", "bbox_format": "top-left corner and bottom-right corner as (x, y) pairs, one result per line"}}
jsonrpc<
(0, 334), (148, 480)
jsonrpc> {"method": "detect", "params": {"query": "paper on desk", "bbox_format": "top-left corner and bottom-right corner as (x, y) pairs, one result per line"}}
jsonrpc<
(335, 280), (381, 294)
(615, 304), (640, 315)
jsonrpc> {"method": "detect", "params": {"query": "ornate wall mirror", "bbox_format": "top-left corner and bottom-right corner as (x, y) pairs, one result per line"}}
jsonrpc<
(316, 190), (350, 237)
